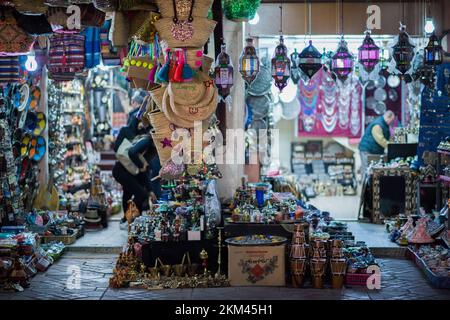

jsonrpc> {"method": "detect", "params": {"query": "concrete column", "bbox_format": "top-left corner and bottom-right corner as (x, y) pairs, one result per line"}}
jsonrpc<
(217, 21), (246, 200)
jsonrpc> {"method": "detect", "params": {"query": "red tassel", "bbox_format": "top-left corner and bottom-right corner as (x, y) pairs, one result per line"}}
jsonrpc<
(173, 51), (183, 83)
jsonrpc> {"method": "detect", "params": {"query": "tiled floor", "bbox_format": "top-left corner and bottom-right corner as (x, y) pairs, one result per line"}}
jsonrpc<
(1, 253), (449, 300)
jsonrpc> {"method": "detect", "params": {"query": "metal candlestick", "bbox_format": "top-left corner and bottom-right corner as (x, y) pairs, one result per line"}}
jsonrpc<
(215, 227), (224, 278)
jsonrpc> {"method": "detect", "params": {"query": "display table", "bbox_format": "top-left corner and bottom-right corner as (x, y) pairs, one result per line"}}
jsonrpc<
(224, 221), (308, 241)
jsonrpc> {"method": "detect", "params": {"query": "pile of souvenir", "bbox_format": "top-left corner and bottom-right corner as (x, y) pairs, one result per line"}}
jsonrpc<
(0, 230), (56, 292)
(110, 237), (229, 290)
(411, 245), (450, 276)
(344, 245), (378, 278)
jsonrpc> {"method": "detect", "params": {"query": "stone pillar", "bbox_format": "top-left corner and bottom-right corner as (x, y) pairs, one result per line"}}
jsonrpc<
(217, 21), (246, 200)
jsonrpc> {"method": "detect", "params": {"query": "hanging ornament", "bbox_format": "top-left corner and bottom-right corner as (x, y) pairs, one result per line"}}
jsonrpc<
(214, 44), (234, 107)
(331, 36), (354, 81)
(298, 40), (323, 79)
(239, 38), (260, 85)
(271, 35), (291, 92)
(392, 24), (415, 75)
(358, 30), (380, 73)
(423, 32), (443, 66)
(290, 49), (301, 84)
(223, 0), (261, 22)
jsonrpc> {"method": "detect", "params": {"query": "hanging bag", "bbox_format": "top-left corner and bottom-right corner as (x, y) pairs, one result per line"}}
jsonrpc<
(116, 134), (149, 175)
(48, 33), (85, 82)
(0, 7), (34, 56)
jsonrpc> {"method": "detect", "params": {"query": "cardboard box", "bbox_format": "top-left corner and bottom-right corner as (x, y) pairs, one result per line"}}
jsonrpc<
(228, 244), (286, 286)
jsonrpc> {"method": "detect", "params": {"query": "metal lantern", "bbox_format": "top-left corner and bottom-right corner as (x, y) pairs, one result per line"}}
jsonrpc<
(358, 30), (380, 73)
(392, 25), (415, 74)
(214, 44), (234, 100)
(223, 0), (261, 22)
(424, 32), (443, 66)
(271, 35), (291, 92)
(239, 38), (260, 84)
(332, 37), (354, 81)
(298, 40), (323, 79)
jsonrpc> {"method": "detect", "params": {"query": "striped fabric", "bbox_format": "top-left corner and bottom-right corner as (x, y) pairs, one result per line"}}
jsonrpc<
(48, 33), (85, 79)
(100, 19), (121, 66)
(0, 57), (20, 85)
(82, 27), (101, 69)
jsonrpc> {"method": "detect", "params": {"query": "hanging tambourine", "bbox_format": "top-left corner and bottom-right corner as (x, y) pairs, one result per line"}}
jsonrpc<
(281, 97), (301, 120)
(28, 135), (46, 162)
(279, 80), (297, 103)
(16, 84), (30, 112)
(247, 65), (272, 96)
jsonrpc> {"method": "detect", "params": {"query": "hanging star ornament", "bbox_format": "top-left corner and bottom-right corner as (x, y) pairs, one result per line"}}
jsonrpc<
(160, 138), (172, 148)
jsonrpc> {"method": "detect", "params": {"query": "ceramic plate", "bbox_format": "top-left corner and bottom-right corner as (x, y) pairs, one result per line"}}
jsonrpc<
(387, 74), (401, 88)
(374, 88), (387, 101)
(247, 65), (272, 96)
(281, 98), (301, 120)
(374, 101), (386, 115)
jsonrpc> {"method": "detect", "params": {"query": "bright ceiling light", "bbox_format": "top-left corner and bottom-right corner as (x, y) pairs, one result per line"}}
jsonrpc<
(425, 18), (435, 34)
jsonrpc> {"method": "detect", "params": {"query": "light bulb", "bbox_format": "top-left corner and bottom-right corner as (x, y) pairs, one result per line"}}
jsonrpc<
(25, 55), (38, 72)
(249, 13), (259, 25)
(424, 19), (435, 34)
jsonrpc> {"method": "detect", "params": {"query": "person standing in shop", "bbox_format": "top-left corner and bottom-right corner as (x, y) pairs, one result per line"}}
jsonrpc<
(112, 90), (161, 230)
(359, 110), (395, 179)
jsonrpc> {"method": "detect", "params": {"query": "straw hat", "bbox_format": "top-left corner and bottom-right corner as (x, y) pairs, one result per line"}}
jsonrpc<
(156, 0), (213, 20)
(154, 17), (217, 49)
(14, 0), (48, 15)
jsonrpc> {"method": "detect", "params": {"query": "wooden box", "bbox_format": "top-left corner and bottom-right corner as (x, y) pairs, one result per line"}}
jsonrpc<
(227, 244), (286, 287)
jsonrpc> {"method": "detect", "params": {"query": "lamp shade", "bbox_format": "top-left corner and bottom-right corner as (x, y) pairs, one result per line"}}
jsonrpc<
(424, 32), (443, 66)
(358, 31), (380, 73)
(271, 35), (291, 92)
(214, 44), (234, 99)
(239, 38), (260, 84)
(223, 0), (261, 22)
(392, 25), (415, 74)
(332, 37), (354, 81)
(298, 40), (323, 79)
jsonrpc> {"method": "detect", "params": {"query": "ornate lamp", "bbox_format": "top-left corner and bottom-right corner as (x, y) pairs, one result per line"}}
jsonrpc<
(239, 38), (260, 85)
(298, 40), (322, 79)
(223, 0), (261, 22)
(271, 35), (291, 91)
(358, 30), (380, 73)
(332, 36), (354, 81)
(392, 24), (415, 74)
(214, 44), (234, 100)
(424, 32), (443, 66)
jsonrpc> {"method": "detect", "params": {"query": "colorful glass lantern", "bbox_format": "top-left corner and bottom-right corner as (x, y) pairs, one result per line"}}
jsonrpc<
(392, 25), (415, 75)
(298, 40), (323, 79)
(214, 44), (234, 100)
(239, 38), (260, 85)
(358, 30), (380, 73)
(271, 35), (291, 92)
(424, 32), (443, 66)
(332, 37), (354, 81)
(223, 0), (261, 22)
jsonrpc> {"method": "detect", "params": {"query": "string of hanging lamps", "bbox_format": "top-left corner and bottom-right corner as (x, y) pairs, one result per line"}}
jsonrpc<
(331, 0), (354, 82)
(298, 0), (323, 80)
(392, 1), (415, 77)
(271, 0), (291, 92)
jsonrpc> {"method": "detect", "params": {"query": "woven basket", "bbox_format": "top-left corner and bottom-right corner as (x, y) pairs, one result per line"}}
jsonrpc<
(167, 71), (211, 105)
(111, 12), (129, 47)
(156, 0), (213, 20)
(149, 85), (166, 111)
(94, 0), (118, 12)
(202, 55), (214, 73)
(15, 0), (48, 14)
(163, 47), (204, 71)
(132, 11), (160, 42)
(170, 87), (217, 122)
(154, 17), (216, 49)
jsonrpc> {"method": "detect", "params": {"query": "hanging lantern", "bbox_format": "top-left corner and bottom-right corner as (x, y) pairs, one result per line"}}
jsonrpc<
(271, 35), (291, 92)
(424, 32), (443, 66)
(298, 40), (323, 79)
(331, 36), (354, 81)
(290, 48), (301, 84)
(358, 30), (380, 73)
(214, 44), (234, 100)
(223, 0), (261, 22)
(392, 24), (415, 75)
(239, 38), (260, 85)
